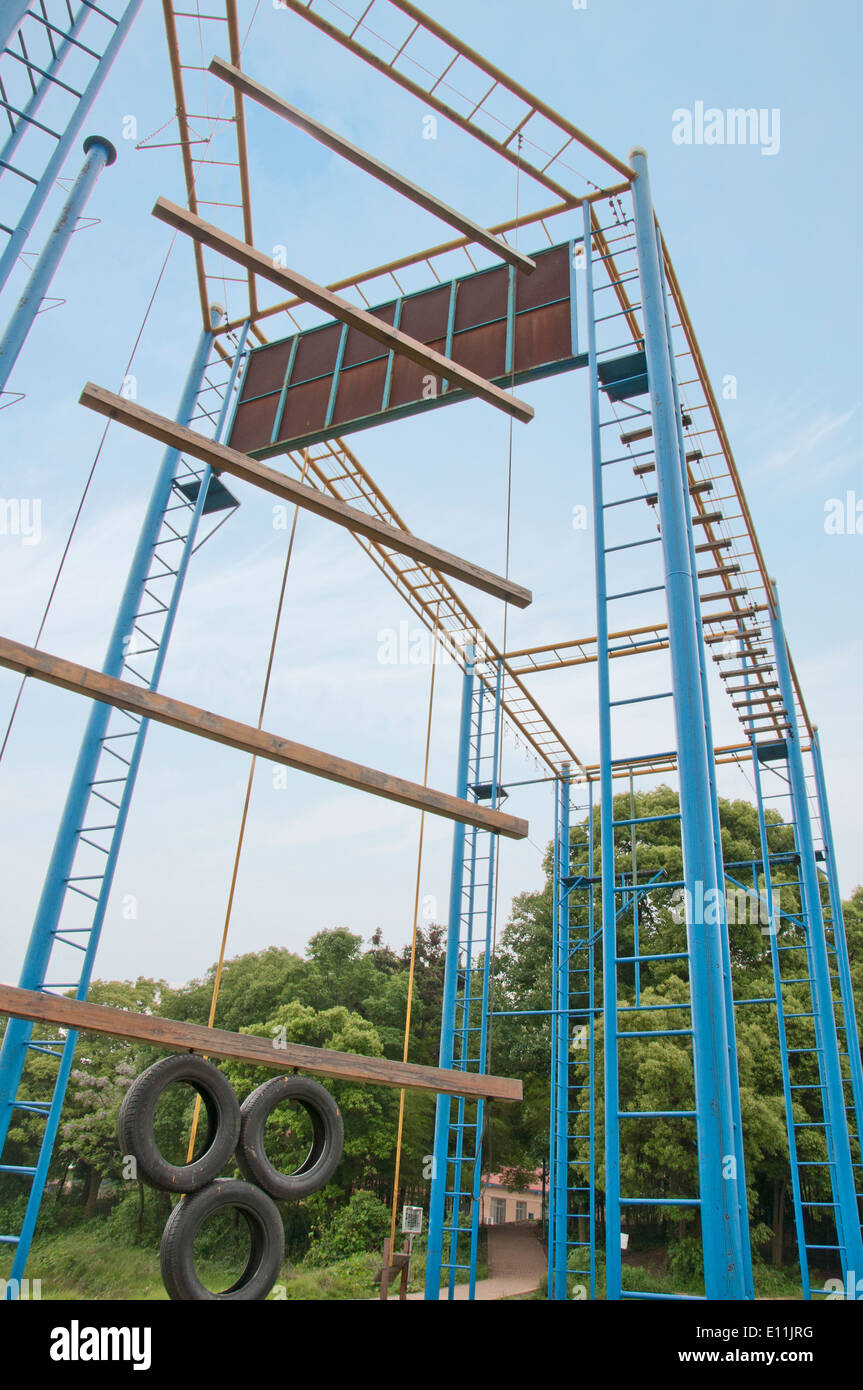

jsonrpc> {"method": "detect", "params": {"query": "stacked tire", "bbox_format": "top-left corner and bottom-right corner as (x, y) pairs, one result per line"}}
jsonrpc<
(118, 1056), (344, 1301)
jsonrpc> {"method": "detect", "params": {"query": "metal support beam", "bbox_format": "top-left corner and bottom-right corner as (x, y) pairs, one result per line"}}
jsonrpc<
(768, 584), (863, 1279)
(583, 195), (623, 1299)
(0, 4), (33, 54)
(0, 0), (143, 296)
(424, 649), (475, 1300)
(629, 147), (749, 1299)
(0, 136), (116, 395)
(810, 727), (863, 1147)
(549, 767), (571, 1299)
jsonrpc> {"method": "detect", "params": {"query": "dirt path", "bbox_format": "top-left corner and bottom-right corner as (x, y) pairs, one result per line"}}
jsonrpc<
(413, 1223), (546, 1301)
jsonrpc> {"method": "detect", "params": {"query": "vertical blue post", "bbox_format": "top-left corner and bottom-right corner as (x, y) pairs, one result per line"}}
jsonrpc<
(810, 727), (863, 1147)
(629, 147), (748, 1298)
(0, 309), (222, 1157)
(0, 4), (93, 179)
(0, 136), (116, 394)
(0, 0), (144, 297)
(0, 3), (33, 54)
(547, 776), (561, 1296)
(582, 197), (622, 1300)
(749, 726), (811, 1297)
(424, 647), (475, 1300)
(551, 767), (571, 1298)
(768, 584), (863, 1279)
(658, 237), (752, 1293)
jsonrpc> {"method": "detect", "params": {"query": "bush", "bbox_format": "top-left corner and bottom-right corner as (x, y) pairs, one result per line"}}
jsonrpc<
(105, 1187), (172, 1251)
(281, 1252), (379, 1299)
(305, 1190), (390, 1268)
(666, 1235), (702, 1285)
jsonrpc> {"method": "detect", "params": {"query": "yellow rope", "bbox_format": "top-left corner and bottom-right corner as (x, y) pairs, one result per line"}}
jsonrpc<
(185, 453), (309, 1162)
(388, 644), (437, 1251)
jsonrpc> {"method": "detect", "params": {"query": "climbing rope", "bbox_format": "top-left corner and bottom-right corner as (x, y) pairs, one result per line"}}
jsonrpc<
(185, 453), (310, 1161)
(387, 137), (525, 1251)
(0, 233), (180, 766)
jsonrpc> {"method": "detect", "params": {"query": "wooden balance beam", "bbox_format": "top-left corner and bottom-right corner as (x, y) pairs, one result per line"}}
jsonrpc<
(151, 197), (534, 424)
(0, 636), (528, 840)
(208, 57), (536, 277)
(79, 383), (532, 611)
(0, 984), (522, 1104)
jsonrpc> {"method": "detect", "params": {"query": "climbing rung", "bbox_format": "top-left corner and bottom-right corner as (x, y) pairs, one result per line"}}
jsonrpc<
(619, 1110), (697, 1119)
(620, 1197), (701, 1206)
(620, 1028), (694, 1039)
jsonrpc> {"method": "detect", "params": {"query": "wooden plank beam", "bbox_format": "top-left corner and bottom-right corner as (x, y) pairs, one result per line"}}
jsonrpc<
(0, 636), (528, 840)
(0, 984), (522, 1103)
(209, 57), (536, 278)
(80, 384), (532, 611)
(151, 197), (534, 424)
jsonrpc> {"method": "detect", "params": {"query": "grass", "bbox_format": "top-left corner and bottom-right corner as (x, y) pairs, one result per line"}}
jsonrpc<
(0, 1224), (391, 1301)
(2, 1219), (812, 1301)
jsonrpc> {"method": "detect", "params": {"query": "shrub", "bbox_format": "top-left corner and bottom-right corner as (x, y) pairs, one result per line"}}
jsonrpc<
(666, 1235), (702, 1286)
(305, 1190), (390, 1268)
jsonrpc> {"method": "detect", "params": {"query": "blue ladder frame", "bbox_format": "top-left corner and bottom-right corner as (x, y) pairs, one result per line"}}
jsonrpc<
(0, 0), (143, 298)
(424, 650), (503, 1300)
(0, 314), (249, 1289)
(584, 162), (750, 1300)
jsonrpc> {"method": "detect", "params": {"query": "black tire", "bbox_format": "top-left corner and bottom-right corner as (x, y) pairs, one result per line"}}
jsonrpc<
(237, 1075), (344, 1200)
(159, 1179), (284, 1301)
(117, 1054), (241, 1193)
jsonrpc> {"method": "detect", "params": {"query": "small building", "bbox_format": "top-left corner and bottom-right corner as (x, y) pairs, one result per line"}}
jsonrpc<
(480, 1170), (544, 1225)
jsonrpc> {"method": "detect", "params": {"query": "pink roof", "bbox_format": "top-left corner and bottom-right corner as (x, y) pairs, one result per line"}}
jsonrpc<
(484, 1170), (544, 1194)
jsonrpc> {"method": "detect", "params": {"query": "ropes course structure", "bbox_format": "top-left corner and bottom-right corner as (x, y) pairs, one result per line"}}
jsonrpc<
(0, 0), (860, 1307)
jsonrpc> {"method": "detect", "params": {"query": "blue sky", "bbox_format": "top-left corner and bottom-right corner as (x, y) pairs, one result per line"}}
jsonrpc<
(1, 0), (861, 989)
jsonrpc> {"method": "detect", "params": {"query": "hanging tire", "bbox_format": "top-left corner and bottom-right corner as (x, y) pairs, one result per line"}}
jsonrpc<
(117, 1054), (241, 1193)
(160, 1179), (285, 1301)
(236, 1075), (343, 1200)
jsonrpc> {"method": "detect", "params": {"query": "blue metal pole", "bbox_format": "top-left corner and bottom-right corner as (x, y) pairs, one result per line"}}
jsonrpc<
(466, 659), (503, 1300)
(582, 197), (622, 1300)
(0, 135), (116, 394)
(424, 647), (475, 1301)
(657, 235), (752, 1294)
(748, 728), (811, 1297)
(0, 3), (34, 55)
(0, 0), (144, 297)
(629, 148), (748, 1298)
(0, 310), (222, 1157)
(3, 318), (247, 1290)
(768, 584), (863, 1279)
(0, 4), (93, 178)
(587, 779), (596, 1301)
(547, 773), (561, 1297)
(552, 767), (571, 1298)
(810, 727), (863, 1147)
